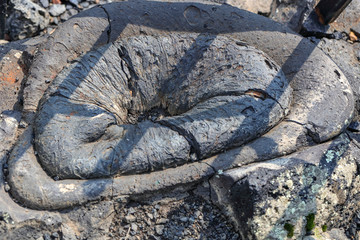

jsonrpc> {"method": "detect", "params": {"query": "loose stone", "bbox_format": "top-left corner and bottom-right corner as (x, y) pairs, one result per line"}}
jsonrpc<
(49, 4), (66, 17)
(125, 215), (136, 223)
(155, 225), (164, 235)
(39, 0), (49, 8)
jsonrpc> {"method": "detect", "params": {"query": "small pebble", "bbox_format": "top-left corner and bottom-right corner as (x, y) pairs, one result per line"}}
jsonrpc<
(128, 207), (136, 214)
(194, 210), (201, 218)
(51, 232), (59, 239)
(19, 120), (27, 128)
(131, 223), (138, 232)
(52, 17), (59, 25)
(40, 0), (49, 8)
(332, 31), (343, 40)
(155, 225), (164, 235)
(157, 218), (168, 224)
(125, 215), (136, 223)
(80, 1), (89, 8)
(49, 4), (66, 17)
(42, 233), (51, 240)
(60, 12), (71, 21)
(4, 183), (10, 192)
(69, 9), (79, 16)
(69, 0), (79, 5)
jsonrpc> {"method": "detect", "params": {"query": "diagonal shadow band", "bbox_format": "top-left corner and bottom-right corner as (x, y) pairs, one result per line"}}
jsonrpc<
(5, 0), (354, 210)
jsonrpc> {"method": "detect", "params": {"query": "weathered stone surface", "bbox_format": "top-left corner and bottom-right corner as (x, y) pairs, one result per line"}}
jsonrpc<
(6, 0), (49, 40)
(210, 133), (360, 239)
(0, 110), (20, 189)
(8, 128), (114, 210)
(39, 0), (49, 8)
(49, 4), (66, 17)
(210, 0), (274, 15)
(269, 0), (316, 32)
(61, 201), (115, 240)
(34, 34), (290, 179)
(315, 38), (360, 113)
(0, 1), (358, 239)
(0, 111), (62, 236)
(284, 0), (360, 37)
(329, 0), (360, 33)
(6, 0), (353, 211)
(22, 6), (109, 113)
(0, 111), (21, 153)
(0, 37), (41, 112)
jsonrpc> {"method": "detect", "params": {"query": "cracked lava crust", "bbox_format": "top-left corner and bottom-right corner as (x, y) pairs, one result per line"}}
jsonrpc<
(34, 33), (292, 179)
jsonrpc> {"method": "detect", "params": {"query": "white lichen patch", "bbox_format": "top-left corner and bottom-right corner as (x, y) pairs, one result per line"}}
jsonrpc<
(59, 184), (77, 193)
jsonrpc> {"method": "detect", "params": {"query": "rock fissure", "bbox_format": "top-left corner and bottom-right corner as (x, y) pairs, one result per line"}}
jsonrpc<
(97, 5), (112, 44)
(156, 119), (201, 160)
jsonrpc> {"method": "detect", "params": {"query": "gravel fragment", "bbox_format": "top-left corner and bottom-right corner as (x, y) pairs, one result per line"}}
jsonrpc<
(155, 225), (164, 235)
(39, 0), (49, 8)
(4, 182), (10, 192)
(49, 4), (66, 17)
(110, 194), (239, 239)
(131, 223), (138, 232)
(125, 215), (136, 223)
(60, 11), (71, 21)
(42, 233), (51, 240)
(51, 232), (59, 239)
(69, 0), (79, 5)
(68, 8), (78, 16)
(79, 1), (89, 8)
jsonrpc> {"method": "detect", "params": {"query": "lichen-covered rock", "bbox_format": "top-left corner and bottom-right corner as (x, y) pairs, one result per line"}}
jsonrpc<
(210, 133), (360, 239)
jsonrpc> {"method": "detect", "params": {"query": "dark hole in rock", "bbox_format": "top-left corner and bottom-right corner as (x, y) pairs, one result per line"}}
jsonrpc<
(334, 69), (341, 78)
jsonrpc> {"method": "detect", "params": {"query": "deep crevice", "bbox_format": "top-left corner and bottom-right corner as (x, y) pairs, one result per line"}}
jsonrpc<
(346, 131), (360, 150)
(157, 119), (201, 161)
(201, 161), (217, 174)
(283, 119), (306, 126)
(97, 5), (112, 44)
(117, 46), (138, 98)
(245, 88), (287, 115)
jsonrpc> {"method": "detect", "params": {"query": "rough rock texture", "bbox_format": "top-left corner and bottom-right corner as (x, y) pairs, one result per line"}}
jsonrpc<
(210, 0), (274, 16)
(211, 133), (360, 239)
(328, 0), (360, 33)
(109, 193), (240, 240)
(5, 0), (353, 212)
(315, 38), (360, 114)
(269, 0), (316, 32)
(34, 34), (290, 179)
(48, 3), (66, 17)
(0, 38), (40, 112)
(0, 1), (358, 239)
(6, 0), (50, 40)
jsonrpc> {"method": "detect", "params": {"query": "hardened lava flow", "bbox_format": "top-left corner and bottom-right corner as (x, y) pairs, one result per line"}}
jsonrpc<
(4, 0), (354, 210)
